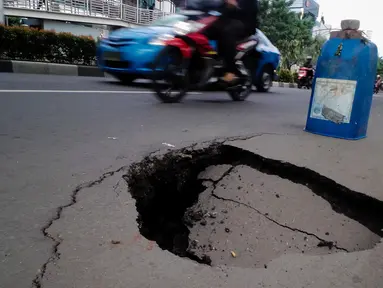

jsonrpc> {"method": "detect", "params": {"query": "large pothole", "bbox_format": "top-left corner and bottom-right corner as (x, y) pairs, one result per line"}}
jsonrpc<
(124, 143), (383, 268)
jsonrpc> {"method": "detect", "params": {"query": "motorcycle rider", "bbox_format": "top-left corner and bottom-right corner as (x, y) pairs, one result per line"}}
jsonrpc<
(197, 0), (259, 84)
(303, 56), (314, 81)
(376, 75), (381, 86)
(375, 75), (382, 93)
(303, 56), (313, 69)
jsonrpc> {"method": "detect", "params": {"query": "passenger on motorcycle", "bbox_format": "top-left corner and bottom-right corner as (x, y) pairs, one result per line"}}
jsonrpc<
(187, 0), (259, 85)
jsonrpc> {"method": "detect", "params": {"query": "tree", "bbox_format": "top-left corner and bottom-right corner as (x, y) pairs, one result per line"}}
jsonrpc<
(377, 57), (383, 76)
(258, 0), (318, 68)
(302, 35), (326, 63)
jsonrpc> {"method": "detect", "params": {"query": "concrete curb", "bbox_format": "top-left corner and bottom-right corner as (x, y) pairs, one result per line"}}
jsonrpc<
(272, 81), (298, 88)
(0, 61), (300, 89)
(0, 60), (106, 77)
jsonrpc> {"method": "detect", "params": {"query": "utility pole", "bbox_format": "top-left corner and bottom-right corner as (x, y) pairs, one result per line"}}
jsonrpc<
(0, 0), (4, 24)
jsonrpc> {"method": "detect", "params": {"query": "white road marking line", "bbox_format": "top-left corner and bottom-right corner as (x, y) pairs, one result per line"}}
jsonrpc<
(0, 90), (202, 94)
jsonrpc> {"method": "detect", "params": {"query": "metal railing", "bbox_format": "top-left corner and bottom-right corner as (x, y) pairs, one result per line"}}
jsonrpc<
(4, 0), (172, 25)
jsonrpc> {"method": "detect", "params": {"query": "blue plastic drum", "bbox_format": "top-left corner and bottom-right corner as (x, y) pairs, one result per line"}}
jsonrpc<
(305, 30), (378, 140)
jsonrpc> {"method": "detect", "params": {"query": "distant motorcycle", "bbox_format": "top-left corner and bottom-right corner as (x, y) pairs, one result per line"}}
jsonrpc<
(297, 67), (314, 89)
(374, 80), (383, 94)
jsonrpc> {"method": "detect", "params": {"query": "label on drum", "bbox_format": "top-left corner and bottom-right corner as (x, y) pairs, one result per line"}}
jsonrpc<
(310, 78), (357, 124)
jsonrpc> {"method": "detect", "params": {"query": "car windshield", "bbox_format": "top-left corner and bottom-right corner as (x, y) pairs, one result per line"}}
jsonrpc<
(151, 14), (188, 27)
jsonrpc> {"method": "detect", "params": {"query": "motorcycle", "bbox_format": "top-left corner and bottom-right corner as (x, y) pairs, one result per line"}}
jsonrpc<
(297, 67), (314, 89)
(151, 11), (257, 103)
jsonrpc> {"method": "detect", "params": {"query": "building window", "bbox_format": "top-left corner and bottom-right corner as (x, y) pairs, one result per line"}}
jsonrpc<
(140, 0), (155, 9)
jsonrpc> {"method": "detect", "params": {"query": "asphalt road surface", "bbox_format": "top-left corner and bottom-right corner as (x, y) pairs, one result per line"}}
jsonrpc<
(0, 73), (382, 288)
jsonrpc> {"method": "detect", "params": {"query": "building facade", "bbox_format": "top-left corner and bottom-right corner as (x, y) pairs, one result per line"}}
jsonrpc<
(0, 0), (4, 23)
(290, 0), (319, 19)
(289, 0), (330, 39)
(3, 0), (175, 38)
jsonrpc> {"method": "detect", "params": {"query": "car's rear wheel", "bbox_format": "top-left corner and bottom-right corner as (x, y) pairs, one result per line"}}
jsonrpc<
(115, 74), (136, 85)
(152, 47), (189, 103)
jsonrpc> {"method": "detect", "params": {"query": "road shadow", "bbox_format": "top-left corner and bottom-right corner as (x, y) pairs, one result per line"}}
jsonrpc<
(102, 79), (152, 89)
(101, 78), (260, 93)
(190, 99), (236, 104)
(101, 76), (289, 96)
(149, 95), (264, 113)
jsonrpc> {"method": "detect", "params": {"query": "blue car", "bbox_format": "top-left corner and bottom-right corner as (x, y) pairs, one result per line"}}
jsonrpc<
(97, 13), (280, 92)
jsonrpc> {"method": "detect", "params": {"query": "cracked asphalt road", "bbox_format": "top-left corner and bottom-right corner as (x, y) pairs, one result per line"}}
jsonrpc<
(1, 73), (383, 287)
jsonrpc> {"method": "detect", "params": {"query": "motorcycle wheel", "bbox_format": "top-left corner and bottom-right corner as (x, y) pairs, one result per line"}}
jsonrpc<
(152, 46), (189, 103)
(227, 62), (253, 101)
(256, 66), (273, 92)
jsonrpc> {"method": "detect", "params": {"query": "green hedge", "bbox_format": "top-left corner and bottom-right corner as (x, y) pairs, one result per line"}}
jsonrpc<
(276, 69), (300, 83)
(278, 69), (293, 83)
(0, 25), (97, 65)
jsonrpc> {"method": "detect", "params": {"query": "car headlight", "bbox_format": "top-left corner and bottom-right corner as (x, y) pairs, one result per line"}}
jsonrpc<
(148, 33), (175, 46)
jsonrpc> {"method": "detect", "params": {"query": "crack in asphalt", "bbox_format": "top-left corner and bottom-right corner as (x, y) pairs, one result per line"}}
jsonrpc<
(208, 132), (291, 147)
(202, 166), (349, 253)
(31, 166), (129, 288)
(220, 132), (287, 144)
(183, 132), (290, 151)
(32, 148), (162, 288)
(200, 166), (236, 188)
